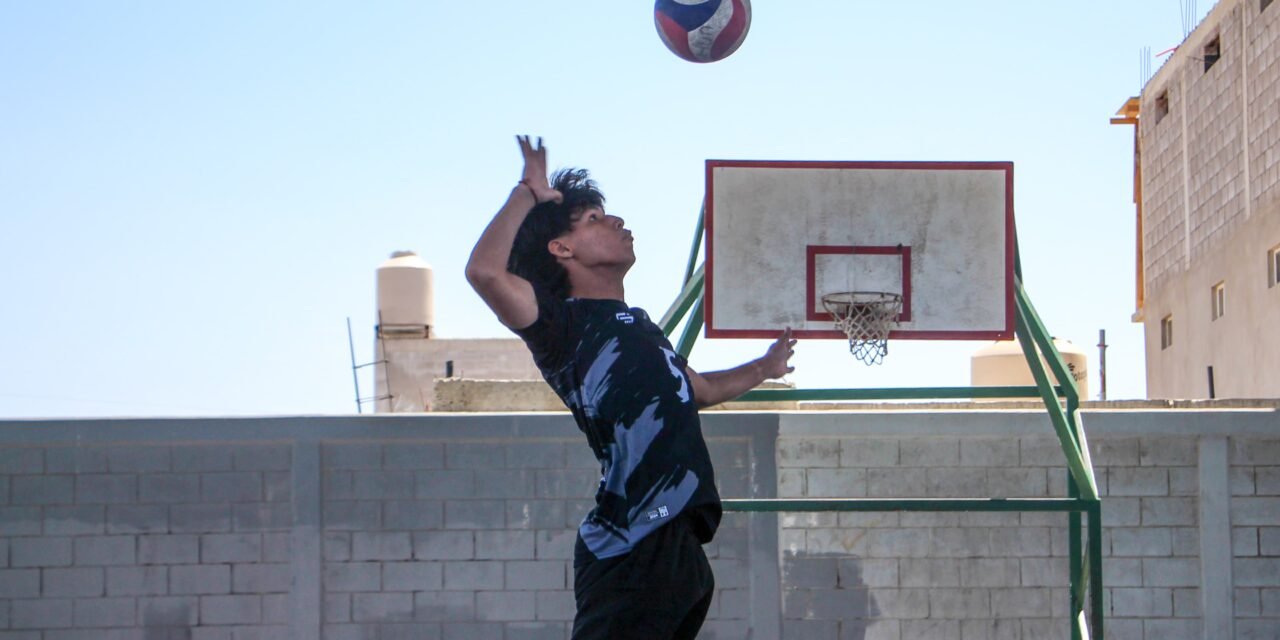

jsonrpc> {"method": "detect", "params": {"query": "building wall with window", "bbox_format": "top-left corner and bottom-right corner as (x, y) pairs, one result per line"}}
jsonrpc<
(1137, 0), (1280, 398)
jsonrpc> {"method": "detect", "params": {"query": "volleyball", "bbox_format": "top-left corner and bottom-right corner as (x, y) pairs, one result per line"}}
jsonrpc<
(654, 0), (752, 64)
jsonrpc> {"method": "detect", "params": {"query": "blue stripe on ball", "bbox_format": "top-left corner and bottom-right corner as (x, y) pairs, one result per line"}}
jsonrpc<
(654, 0), (723, 31)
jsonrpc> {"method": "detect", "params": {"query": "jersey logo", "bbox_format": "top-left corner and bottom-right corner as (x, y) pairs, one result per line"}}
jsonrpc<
(646, 505), (671, 521)
(615, 312), (635, 324)
(662, 348), (692, 404)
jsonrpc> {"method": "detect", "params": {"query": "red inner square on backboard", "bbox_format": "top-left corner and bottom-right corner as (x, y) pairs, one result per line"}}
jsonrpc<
(805, 245), (913, 323)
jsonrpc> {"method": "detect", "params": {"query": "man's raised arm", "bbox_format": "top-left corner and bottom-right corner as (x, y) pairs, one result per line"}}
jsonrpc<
(465, 136), (563, 330)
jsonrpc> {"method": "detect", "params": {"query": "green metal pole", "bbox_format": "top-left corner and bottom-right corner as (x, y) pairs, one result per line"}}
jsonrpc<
(660, 265), (704, 337)
(1089, 500), (1104, 639)
(683, 203), (705, 287)
(1014, 307), (1099, 500)
(1068, 474), (1084, 640)
(675, 297), (704, 359)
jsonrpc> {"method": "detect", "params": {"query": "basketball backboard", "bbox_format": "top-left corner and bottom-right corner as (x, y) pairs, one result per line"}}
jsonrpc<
(705, 160), (1015, 341)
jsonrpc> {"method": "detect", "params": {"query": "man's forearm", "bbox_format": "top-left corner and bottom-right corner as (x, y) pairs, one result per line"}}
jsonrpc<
(466, 184), (537, 282)
(696, 359), (768, 407)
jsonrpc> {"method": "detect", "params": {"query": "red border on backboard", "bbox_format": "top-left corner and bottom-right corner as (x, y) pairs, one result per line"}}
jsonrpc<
(704, 159), (1016, 341)
(805, 245), (913, 322)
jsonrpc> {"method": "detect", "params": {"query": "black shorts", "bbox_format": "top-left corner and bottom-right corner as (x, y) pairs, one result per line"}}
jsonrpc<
(571, 514), (716, 640)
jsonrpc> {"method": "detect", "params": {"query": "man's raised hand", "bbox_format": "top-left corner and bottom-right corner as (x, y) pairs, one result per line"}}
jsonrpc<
(516, 135), (564, 205)
(759, 327), (797, 379)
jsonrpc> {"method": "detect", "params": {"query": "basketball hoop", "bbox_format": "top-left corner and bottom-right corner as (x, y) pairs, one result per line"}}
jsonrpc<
(822, 292), (902, 366)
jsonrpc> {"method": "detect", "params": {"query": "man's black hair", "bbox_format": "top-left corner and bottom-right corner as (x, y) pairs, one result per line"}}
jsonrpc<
(508, 168), (606, 299)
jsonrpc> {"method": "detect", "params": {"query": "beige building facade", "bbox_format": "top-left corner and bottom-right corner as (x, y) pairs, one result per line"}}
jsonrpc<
(1124, 0), (1280, 398)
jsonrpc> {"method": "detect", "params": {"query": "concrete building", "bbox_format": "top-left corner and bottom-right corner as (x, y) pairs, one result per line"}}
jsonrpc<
(1115, 0), (1280, 399)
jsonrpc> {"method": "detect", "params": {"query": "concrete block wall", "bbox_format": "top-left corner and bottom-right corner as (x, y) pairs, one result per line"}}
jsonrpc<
(0, 408), (1276, 639)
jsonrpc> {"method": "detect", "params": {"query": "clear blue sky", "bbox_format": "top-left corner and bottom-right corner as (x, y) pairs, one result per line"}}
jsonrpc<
(1, 1), (1211, 417)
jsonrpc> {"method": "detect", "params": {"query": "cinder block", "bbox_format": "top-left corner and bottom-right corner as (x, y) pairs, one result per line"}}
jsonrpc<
(200, 594), (262, 624)
(988, 527), (1051, 557)
(76, 475), (137, 504)
(504, 622), (569, 640)
(1102, 558), (1144, 587)
(1169, 467), (1198, 496)
(806, 528), (868, 555)
(1230, 439), (1280, 466)
(505, 443), (567, 470)
(504, 561), (565, 591)
(413, 531), (473, 560)
(202, 533), (262, 564)
(13, 475), (74, 505)
(784, 557), (838, 588)
(778, 439), (840, 468)
(73, 596), (136, 627)
(1261, 587), (1280, 617)
(1019, 557), (1069, 587)
(779, 469), (806, 498)
(443, 561), (503, 590)
(1256, 467), (1280, 495)
(990, 587), (1051, 618)
(202, 472), (262, 502)
(898, 559), (959, 588)
(838, 439), (897, 468)
(382, 500), (443, 530)
(42, 567), (104, 597)
(1172, 587), (1201, 617)
(139, 535), (200, 565)
(534, 470), (597, 499)
(325, 593), (351, 623)
(806, 469), (866, 498)
(352, 532), (412, 561)
(870, 588), (929, 619)
(1234, 557), (1280, 587)
(0, 449), (44, 474)
(1106, 468), (1169, 497)
(1139, 437), (1198, 466)
(415, 470), (476, 499)
(930, 528), (990, 558)
(234, 503), (291, 532)
(44, 505), (106, 536)
(232, 563), (291, 594)
(475, 470), (537, 499)
(1141, 497), (1197, 526)
(987, 469), (1048, 498)
(11, 598), (73, 629)
(323, 562), (381, 592)
(534, 529), (575, 561)
(441, 622), (502, 640)
(0, 568), (40, 598)
(380, 623), (445, 640)
(107, 446), (170, 473)
(929, 588), (991, 618)
(444, 501), (505, 530)
(900, 439), (960, 467)
(323, 444), (382, 470)
(900, 620), (960, 639)
(264, 471), (290, 503)
(957, 559), (1020, 588)
(322, 501), (381, 531)
(170, 564), (231, 595)
(13, 536), (72, 567)
(1100, 497), (1141, 526)
(353, 471), (416, 500)
(476, 591), (536, 622)
(1109, 587), (1173, 617)
(108, 504), (170, 534)
(106, 566), (167, 596)
(505, 500), (564, 530)
(445, 444), (505, 469)
(866, 468), (927, 498)
(262, 593), (288, 624)
(1231, 467), (1255, 496)
(233, 445), (291, 471)
(475, 531), (535, 560)
(382, 561), (443, 591)
(352, 593), (414, 622)
(959, 439), (1019, 467)
(139, 475), (201, 504)
(262, 532), (290, 563)
(925, 469), (986, 498)
(324, 532), (351, 561)
(321, 624), (378, 640)
(1088, 438), (1140, 466)
(46, 447), (109, 474)
(325, 471), (355, 500)
(171, 446), (234, 472)
(1233, 497), (1280, 526)
(415, 590), (475, 621)
(73, 536), (135, 566)
(384, 444), (444, 470)
(839, 558), (897, 588)
(534, 590), (574, 622)
(1110, 527), (1173, 556)
(138, 596), (199, 626)
(1144, 619), (1202, 638)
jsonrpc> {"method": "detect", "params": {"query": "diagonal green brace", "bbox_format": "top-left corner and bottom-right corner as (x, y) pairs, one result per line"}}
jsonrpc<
(1014, 303), (1099, 500)
(660, 264), (704, 337)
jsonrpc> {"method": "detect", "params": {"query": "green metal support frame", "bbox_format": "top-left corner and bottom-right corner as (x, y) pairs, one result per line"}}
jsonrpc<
(661, 207), (1104, 639)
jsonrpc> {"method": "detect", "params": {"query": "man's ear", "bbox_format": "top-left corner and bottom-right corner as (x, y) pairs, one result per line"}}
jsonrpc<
(547, 237), (573, 260)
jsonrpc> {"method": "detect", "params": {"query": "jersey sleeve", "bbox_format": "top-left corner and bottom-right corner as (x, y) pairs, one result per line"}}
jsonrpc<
(512, 287), (572, 371)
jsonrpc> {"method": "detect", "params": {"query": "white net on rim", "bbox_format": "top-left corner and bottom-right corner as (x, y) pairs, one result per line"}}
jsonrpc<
(821, 292), (903, 366)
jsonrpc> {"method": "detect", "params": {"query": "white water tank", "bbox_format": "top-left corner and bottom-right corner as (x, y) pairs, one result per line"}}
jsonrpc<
(376, 251), (434, 337)
(971, 338), (1089, 400)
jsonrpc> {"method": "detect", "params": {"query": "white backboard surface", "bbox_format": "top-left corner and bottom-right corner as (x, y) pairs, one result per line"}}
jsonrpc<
(705, 161), (1015, 340)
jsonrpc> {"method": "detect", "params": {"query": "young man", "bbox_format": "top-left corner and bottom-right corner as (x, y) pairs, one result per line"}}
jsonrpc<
(465, 136), (795, 639)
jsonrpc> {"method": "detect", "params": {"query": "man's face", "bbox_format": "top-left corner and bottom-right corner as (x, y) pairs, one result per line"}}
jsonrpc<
(553, 206), (635, 270)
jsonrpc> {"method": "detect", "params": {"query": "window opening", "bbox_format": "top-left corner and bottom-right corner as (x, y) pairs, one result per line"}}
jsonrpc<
(1211, 282), (1226, 321)
(1161, 315), (1173, 350)
(1203, 35), (1221, 72)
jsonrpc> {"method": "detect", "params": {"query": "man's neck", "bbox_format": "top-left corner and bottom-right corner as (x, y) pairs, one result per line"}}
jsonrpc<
(569, 272), (626, 302)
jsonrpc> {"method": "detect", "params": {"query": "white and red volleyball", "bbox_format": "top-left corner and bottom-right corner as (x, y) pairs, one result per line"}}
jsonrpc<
(654, 0), (752, 64)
